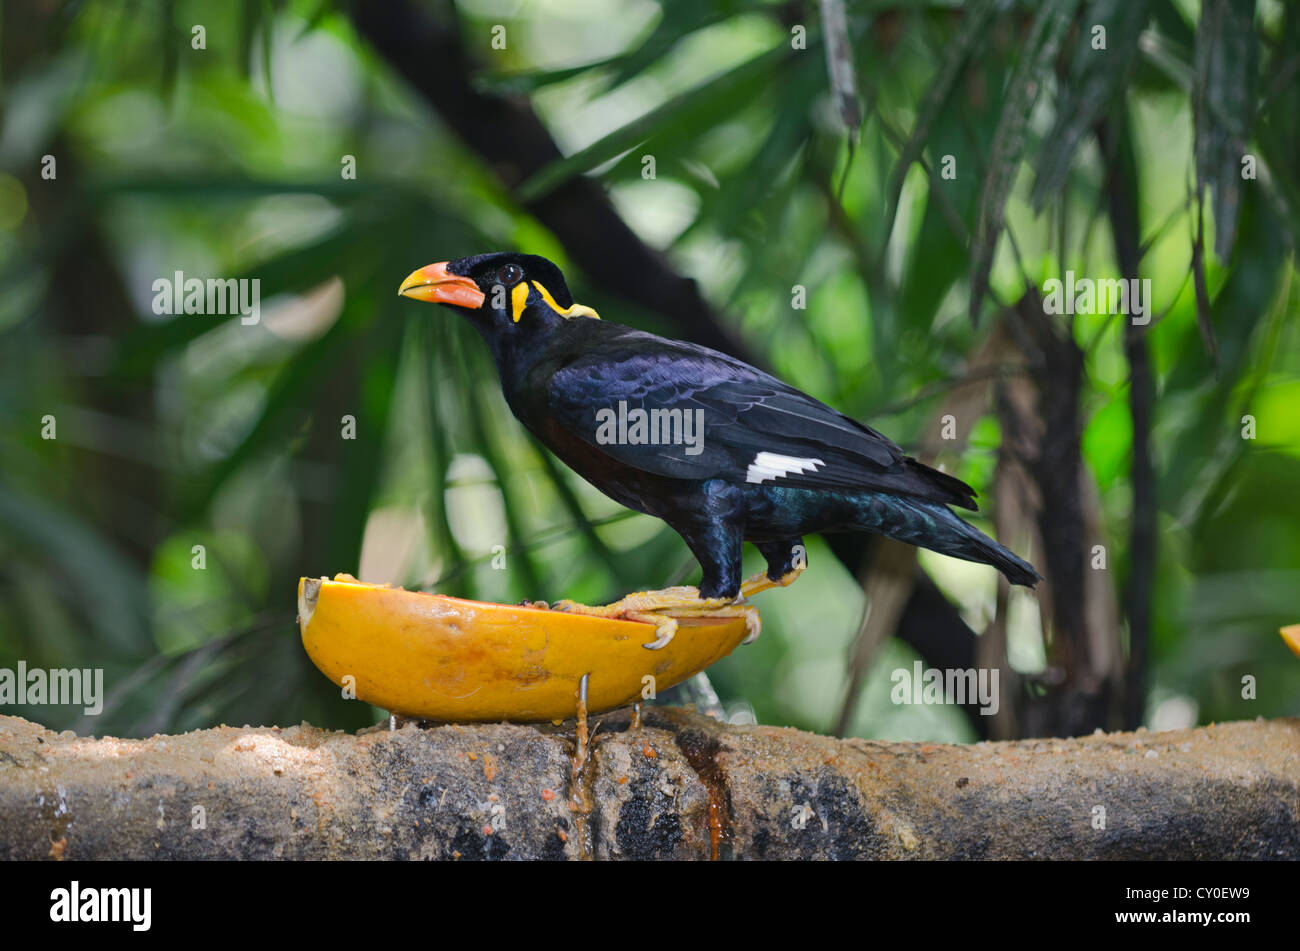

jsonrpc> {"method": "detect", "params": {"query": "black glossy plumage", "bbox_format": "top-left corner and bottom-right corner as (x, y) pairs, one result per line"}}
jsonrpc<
(436, 252), (1040, 597)
(543, 329), (977, 506)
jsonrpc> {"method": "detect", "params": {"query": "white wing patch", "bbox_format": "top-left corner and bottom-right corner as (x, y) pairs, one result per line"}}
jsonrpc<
(745, 451), (825, 484)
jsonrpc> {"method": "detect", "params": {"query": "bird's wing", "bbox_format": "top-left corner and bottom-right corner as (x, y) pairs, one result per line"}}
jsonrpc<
(545, 332), (977, 509)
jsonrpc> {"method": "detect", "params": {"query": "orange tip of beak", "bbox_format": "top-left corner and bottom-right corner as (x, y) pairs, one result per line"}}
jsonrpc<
(398, 261), (486, 309)
(1281, 625), (1300, 660)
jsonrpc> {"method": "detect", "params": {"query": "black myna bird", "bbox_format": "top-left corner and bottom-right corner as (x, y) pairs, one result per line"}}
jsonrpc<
(400, 252), (1038, 648)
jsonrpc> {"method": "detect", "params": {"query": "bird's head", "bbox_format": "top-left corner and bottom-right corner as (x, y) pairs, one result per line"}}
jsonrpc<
(398, 252), (599, 334)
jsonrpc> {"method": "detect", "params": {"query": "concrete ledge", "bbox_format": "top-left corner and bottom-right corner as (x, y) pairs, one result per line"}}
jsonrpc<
(1, 710), (1296, 859)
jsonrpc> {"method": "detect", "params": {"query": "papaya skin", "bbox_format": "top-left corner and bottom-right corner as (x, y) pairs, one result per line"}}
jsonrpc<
(297, 574), (752, 721)
(1281, 625), (1300, 661)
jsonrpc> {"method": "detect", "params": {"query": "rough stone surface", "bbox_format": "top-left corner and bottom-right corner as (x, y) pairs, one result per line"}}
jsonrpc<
(1, 711), (1296, 860)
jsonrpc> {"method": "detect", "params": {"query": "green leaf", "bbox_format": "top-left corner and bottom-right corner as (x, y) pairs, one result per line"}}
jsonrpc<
(1161, 190), (1286, 515)
(603, 0), (742, 93)
(456, 333), (545, 598)
(326, 298), (404, 571)
(899, 54), (1007, 334)
(240, 0), (258, 81)
(1193, 0), (1257, 262)
(516, 44), (792, 203)
(160, 0), (179, 99)
(419, 318), (470, 596)
(109, 210), (395, 381)
(880, 0), (1000, 247)
(474, 59), (622, 96)
(260, 0), (275, 101)
(178, 298), (362, 522)
(969, 0), (1080, 324)
(0, 485), (150, 655)
(684, 53), (822, 239)
(1030, 0), (1152, 211)
(473, 0), (745, 97)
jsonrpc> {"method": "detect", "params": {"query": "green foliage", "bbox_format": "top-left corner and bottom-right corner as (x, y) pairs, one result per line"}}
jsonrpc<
(1, 0), (1298, 739)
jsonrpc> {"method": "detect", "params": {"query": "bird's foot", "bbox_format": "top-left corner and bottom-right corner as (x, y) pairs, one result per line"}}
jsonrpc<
(552, 585), (704, 617)
(551, 586), (748, 650)
(626, 611), (679, 650)
(657, 603), (762, 645)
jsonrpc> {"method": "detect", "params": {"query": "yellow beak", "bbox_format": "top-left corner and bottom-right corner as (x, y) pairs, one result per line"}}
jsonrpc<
(397, 261), (486, 309)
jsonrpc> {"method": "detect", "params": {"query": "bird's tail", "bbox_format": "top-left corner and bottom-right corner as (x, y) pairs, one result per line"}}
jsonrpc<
(849, 492), (1040, 586)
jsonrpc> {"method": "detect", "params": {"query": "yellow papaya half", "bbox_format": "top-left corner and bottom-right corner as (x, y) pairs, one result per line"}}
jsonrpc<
(297, 574), (752, 722)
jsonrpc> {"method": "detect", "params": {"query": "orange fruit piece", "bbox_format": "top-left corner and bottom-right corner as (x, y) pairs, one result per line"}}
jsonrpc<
(297, 574), (752, 721)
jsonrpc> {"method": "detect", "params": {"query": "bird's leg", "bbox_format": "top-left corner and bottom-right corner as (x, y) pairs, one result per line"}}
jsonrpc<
(739, 569), (802, 598)
(740, 538), (808, 606)
(555, 516), (750, 650)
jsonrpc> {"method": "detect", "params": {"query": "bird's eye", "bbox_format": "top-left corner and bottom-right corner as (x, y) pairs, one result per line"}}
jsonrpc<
(497, 264), (524, 285)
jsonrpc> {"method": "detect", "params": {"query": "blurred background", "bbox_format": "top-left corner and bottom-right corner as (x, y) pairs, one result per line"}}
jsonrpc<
(1, 0), (1298, 741)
